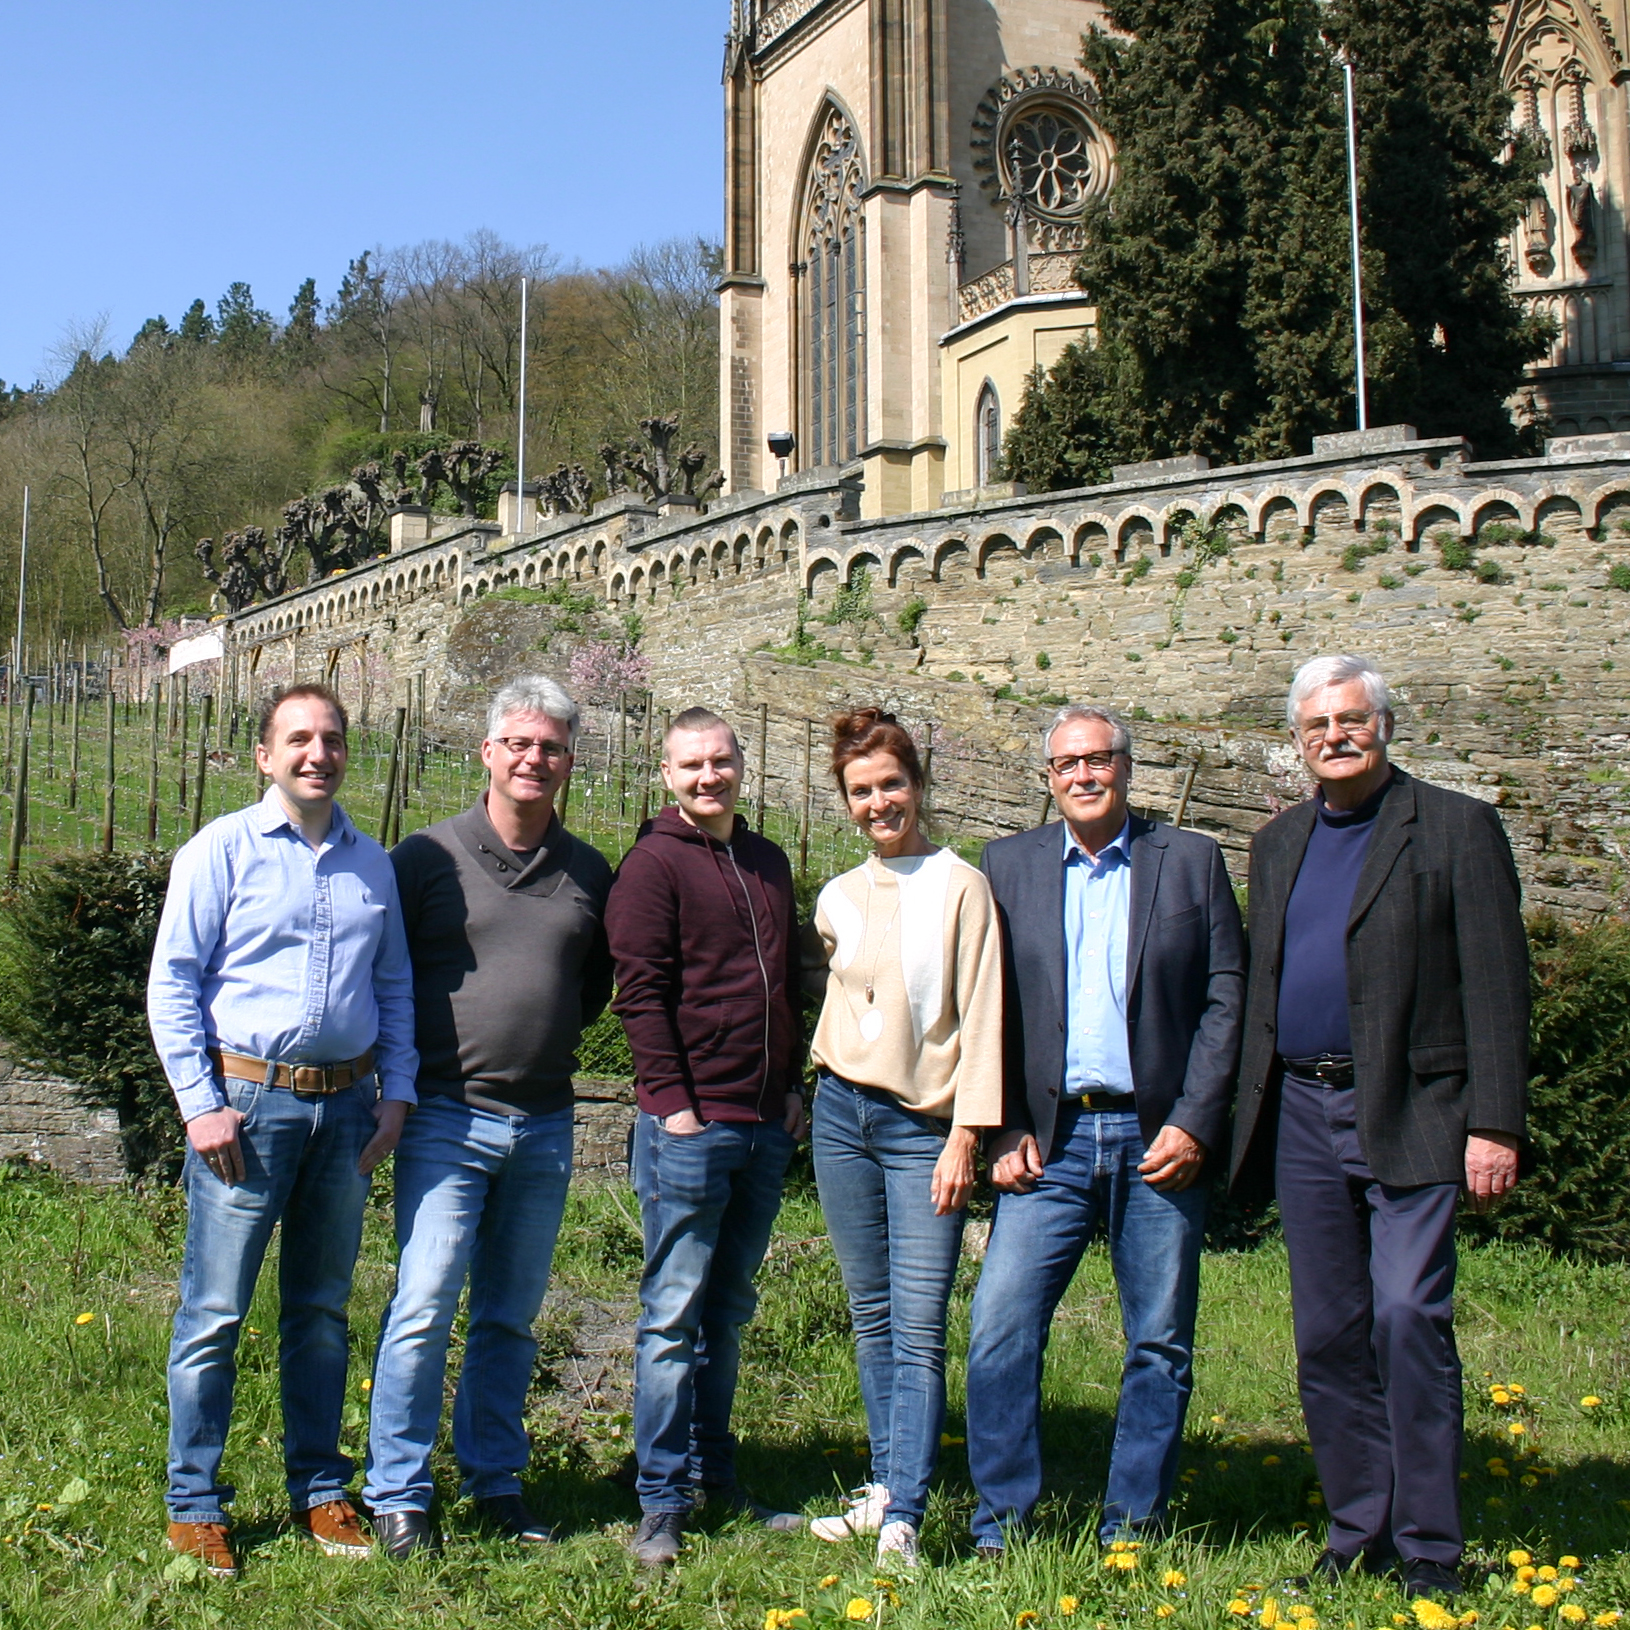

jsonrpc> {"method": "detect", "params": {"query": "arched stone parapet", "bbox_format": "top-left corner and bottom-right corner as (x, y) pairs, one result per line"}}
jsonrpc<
(1115, 509), (1158, 561)
(931, 536), (970, 581)
(1071, 516), (1114, 561)
(804, 550), (843, 596)
(1583, 481), (1630, 530)
(976, 531), (1022, 578)
(848, 550), (882, 583)
(887, 544), (927, 586)
(1247, 484), (1308, 535)
(1023, 524), (1065, 561)
(1409, 501), (1468, 549)
(609, 572), (627, 602)
(1471, 489), (1533, 534)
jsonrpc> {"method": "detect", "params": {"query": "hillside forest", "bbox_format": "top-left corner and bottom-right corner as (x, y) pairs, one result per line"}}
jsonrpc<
(0, 232), (721, 644)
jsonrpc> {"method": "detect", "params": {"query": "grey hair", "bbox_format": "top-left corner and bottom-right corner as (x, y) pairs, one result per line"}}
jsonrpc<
(486, 675), (580, 746)
(1041, 703), (1133, 760)
(1285, 654), (1392, 731)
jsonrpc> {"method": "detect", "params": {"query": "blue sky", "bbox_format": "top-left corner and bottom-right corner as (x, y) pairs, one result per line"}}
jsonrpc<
(2, 0), (724, 386)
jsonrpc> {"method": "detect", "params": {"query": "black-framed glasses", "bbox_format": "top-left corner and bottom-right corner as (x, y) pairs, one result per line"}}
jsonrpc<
(492, 737), (570, 760)
(1044, 752), (1124, 777)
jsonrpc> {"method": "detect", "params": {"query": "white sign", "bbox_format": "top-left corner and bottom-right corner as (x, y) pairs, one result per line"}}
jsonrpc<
(168, 631), (224, 674)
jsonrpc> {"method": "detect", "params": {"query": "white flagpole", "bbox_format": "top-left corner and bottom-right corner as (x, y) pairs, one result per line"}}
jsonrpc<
(1341, 51), (1369, 432)
(516, 277), (529, 533)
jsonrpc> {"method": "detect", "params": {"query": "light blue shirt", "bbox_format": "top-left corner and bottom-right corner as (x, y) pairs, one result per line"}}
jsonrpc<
(1062, 818), (1135, 1098)
(147, 788), (419, 1123)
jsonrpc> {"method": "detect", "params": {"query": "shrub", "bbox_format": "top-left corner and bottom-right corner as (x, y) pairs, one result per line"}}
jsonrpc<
(1436, 531), (1476, 571)
(1607, 562), (1630, 593)
(0, 851), (179, 1179)
(897, 597), (928, 639)
(1462, 913), (1630, 1260)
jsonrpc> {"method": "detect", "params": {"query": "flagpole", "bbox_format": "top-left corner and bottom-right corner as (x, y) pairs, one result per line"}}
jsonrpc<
(516, 277), (529, 532)
(14, 486), (29, 700)
(1340, 49), (1369, 432)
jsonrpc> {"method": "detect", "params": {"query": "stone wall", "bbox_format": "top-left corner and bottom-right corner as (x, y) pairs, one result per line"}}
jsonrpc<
(0, 1046), (124, 1184)
(225, 427), (1630, 914)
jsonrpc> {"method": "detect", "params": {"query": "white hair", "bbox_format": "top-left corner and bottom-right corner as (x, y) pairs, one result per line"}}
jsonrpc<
(1286, 654), (1392, 730)
(1041, 703), (1132, 760)
(486, 674), (580, 746)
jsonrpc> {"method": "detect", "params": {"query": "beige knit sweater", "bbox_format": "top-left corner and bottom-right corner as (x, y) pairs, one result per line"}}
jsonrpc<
(807, 847), (1005, 1126)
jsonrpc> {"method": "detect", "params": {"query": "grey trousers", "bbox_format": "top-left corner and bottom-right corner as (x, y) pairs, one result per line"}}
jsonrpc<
(1275, 1073), (1464, 1567)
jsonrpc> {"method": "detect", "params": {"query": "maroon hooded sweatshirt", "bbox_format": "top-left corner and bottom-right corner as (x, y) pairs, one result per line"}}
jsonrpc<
(606, 805), (801, 1124)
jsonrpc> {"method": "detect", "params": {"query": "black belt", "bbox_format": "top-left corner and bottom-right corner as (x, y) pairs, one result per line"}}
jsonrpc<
(1064, 1090), (1138, 1112)
(1281, 1054), (1354, 1087)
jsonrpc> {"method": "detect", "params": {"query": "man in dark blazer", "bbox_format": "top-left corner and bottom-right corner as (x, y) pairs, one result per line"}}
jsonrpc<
(1230, 654), (1528, 1600)
(965, 703), (1245, 1555)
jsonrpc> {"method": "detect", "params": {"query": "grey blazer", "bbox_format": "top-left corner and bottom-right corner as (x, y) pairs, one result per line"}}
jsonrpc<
(1229, 769), (1530, 1191)
(979, 816), (1246, 1162)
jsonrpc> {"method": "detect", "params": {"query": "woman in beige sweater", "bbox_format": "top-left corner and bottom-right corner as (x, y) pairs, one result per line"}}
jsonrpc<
(804, 709), (1004, 1567)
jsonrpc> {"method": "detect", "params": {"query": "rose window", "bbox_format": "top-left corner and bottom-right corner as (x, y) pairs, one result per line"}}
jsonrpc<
(1005, 105), (1103, 218)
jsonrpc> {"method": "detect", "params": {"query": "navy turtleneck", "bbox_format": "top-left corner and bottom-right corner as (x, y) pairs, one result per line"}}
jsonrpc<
(1275, 774), (1393, 1061)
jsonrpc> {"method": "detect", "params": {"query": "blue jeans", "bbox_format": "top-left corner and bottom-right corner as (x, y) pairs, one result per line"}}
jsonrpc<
(363, 1097), (574, 1514)
(812, 1072), (967, 1529)
(966, 1105), (1205, 1545)
(166, 1076), (376, 1522)
(631, 1111), (795, 1514)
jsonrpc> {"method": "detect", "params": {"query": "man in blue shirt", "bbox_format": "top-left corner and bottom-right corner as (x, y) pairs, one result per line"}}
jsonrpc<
(148, 683), (418, 1578)
(966, 704), (1245, 1554)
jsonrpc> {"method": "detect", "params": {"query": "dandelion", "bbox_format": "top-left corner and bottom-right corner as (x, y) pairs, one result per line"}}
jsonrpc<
(819, 1575), (840, 1589)
(1558, 1582), (1577, 1595)
(73, 1313), (94, 1326)
(1491, 1467), (1512, 1479)
(845, 1601), (874, 1622)
(1156, 1608), (1176, 1619)
(941, 1434), (966, 1447)
(1593, 1615), (1621, 1626)
(765, 1613), (809, 1629)
(1580, 1397), (1601, 1409)
(1513, 1582), (1531, 1596)
(1509, 1552), (1534, 1568)
(1261, 1599), (1281, 1627)
(1263, 1456), (1281, 1467)
(1521, 1475), (1540, 1489)
(1164, 1571), (1189, 1588)
(361, 1379), (372, 1391)
(1537, 1568), (1558, 1582)
(1017, 1614), (1040, 1627)
(1060, 1599), (1079, 1617)
(1491, 1388), (1512, 1405)
(1228, 1602), (1252, 1617)
(1216, 1462), (1230, 1473)
(1561, 1610), (1587, 1625)
(1110, 1540), (1141, 1553)
(1307, 1493), (1324, 1507)
(1393, 1616), (1412, 1626)
(1532, 1587), (1559, 1609)
(1105, 1552), (1139, 1571)
(1518, 1567), (1538, 1582)
(1559, 1559), (1580, 1572)
(1211, 1415), (1228, 1425)
(1459, 1615), (1479, 1626)
(1508, 1423), (1526, 1437)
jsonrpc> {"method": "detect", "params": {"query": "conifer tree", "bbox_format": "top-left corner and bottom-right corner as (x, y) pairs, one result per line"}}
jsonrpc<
(1005, 0), (1550, 489)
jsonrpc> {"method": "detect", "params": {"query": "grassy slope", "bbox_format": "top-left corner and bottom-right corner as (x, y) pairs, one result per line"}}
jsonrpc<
(0, 1169), (1624, 1628)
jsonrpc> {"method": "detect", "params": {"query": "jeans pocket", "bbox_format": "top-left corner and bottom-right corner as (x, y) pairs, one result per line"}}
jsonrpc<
(224, 1077), (263, 1131)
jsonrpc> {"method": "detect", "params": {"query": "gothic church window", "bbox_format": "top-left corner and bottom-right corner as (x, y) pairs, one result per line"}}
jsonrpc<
(802, 105), (867, 467)
(976, 382), (1001, 488)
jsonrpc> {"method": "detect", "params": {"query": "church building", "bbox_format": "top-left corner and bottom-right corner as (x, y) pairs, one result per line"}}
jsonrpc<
(718, 0), (1630, 519)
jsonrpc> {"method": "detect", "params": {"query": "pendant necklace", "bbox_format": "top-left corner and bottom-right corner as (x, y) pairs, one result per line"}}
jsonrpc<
(862, 867), (903, 1004)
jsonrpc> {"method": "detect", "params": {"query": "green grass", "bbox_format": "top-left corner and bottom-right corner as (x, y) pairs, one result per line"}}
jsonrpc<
(0, 1169), (1625, 1627)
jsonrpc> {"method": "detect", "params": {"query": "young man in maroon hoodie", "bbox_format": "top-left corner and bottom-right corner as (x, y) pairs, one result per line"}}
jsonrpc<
(606, 706), (807, 1566)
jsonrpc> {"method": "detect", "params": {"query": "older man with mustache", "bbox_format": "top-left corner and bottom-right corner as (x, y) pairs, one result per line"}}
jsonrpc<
(1230, 655), (1529, 1600)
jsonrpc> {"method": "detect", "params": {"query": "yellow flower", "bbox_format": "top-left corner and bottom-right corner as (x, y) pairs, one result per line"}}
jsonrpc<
(1558, 1582), (1577, 1595)
(1104, 1552), (1139, 1571)
(1508, 1422), (1526, 1437)
(1060, 1599), (1079, 1617)
(1393, 1616), (1412, 1626)
(1459, 1615), (1479, 1626)
(1492, 1467), (1511, 1479)
(1156, 1608), (1177, 1620)
(1216, 1461), (1230, 1473)
(1228, 1603), (1252, 1617)
(1580, 1397), (1601, 1409)
(1491, 1388), (1512, 1405)
(765, 1613), (809, 1629)
(1414, 1601), (1460, 1630)
(1289, 1611), (1317, 1624)
(941, 1433), (966, 1447)
(1263, 1456), (1281, 1467)
(1509, 1384), (1526, 1397)
(819, 1576), (840, 1589)
(1561, 1610), (1587, 1625)
(1509, 1552), (1534, 1568)
(1513, 1582), (1531, 1595)
(1518, 1567), (1538, 1582)
(1261, 1600), (1281, 1628)
(1537, 1568), (1559, 1582)
(1211, 1415), (1227, 1425)
(1307, 1492), (1324, 1506)
(360, 1378), (372, 1391)
(1532, 1588), (1559, 1609)
(73, 1313), (94, 1326)
(1593, 1615), (1621, 1626)
(1559, 1559), (1581, 1572)
(1110, 1540), (1142, 1553)
(845, 1601), (874, 1622)
(1164, 1571), (1189, 1588)
(1017, 1615), (1040, 1628)
(1521, 1475), (1540, 1488)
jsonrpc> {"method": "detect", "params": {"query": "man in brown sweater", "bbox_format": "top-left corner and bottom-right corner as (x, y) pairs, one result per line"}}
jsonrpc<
(362, 675), (612, 1558)
(606, 706), (806, 1566)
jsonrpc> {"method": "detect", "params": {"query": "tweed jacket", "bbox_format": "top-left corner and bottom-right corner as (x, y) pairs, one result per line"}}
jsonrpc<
(1229, 768), (1529, 1191)
(980, 815), (1245, 1163)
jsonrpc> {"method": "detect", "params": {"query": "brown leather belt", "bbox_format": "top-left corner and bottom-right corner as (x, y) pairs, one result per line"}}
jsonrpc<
(210, 1048), (376, 1094)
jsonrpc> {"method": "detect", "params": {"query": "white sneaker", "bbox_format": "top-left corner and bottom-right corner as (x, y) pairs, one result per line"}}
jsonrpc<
(876, 1519), (919, 1569)
(809, 1483), (890, 1542)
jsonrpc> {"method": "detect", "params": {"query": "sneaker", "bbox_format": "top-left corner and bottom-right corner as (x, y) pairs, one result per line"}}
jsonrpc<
(298, 1498), (372, 1559)
(166, 1520), (237, 1579)
(810, 1483), (890, 1542)
(876, 1519), (920, 1569)
(630, 1510), (687, 1567)
(694, 1481), (804, 1532)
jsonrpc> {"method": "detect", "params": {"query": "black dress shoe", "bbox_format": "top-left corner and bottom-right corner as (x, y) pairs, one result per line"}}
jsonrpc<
(373, 1509), (436, 1560)
(1401, 1560), (1463, 1601)
(474, 1494), (555, 1545)
(1288, 1549), (1361, 1588)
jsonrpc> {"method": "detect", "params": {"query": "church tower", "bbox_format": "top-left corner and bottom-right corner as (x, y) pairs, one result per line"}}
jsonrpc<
(719, 0), (1109, 515)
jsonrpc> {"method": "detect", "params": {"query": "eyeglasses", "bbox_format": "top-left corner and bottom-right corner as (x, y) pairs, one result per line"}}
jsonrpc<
(492, 737), (570, 760)
(1293, 710), (1378, 745)
(1044, 752), (1124, 777)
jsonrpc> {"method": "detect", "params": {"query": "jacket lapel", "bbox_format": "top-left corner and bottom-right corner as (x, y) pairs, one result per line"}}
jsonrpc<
(1346, 771), (1417, 930)
(1258, 802), (1317, 966)
(1031, 822), (1067, 1014)
(1126, 816), (1164, 996)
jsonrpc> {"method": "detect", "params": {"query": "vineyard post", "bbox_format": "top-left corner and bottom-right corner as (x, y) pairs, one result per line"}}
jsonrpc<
(101, 685), (116, 853)
(6, 686), (33, 879)
(190, 692), (213, 835)
(147, 680), (162, 841)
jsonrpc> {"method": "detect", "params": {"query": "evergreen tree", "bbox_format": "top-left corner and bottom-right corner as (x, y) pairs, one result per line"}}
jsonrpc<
(176, 298), (215, 345)
(215, 281), (275, 371)
(280, 277), (321, 373)
(129, 315), (171, 351)
(1005, 0), (1551, 489)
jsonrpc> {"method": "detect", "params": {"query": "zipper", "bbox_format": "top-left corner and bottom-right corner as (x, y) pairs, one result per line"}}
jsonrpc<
(726, 841), (775, 1120)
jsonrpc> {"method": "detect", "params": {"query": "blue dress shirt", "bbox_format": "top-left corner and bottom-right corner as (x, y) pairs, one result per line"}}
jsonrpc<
(1062, 817), (1135, 1098)
(148, 788), (419, 1122)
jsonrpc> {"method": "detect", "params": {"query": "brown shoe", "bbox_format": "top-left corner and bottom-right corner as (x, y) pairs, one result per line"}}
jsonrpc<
(298, 1499), (372, 1559)
(167, 1520), (238, 1578)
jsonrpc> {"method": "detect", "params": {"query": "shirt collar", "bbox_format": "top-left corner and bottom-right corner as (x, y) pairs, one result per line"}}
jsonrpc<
(1062, 816), (1133, 868)
(255, 784), (353, 844)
